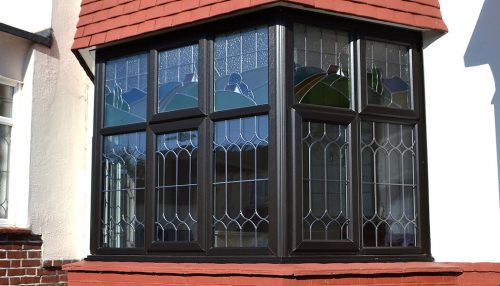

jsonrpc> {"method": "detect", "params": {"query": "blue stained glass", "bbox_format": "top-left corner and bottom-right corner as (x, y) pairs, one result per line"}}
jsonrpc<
(214, 27), (268, 111)
(158, 44), (199, 113)
(104, 54), (148, 127)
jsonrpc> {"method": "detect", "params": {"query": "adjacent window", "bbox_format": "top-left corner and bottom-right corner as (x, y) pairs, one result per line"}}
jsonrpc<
(92, 15), (429, 261)
(0, 83), (13, 219)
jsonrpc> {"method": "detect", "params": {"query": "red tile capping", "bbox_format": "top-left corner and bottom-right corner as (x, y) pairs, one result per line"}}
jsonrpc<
(64, 261), (463, 277)
(72, 0), (447, 56)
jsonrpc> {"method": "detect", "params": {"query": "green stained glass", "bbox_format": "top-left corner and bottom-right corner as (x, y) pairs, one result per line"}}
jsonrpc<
(294, 24), (351, 108)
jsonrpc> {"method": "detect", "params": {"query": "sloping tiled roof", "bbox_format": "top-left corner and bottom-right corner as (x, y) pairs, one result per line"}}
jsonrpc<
(72, 0), (447, 50)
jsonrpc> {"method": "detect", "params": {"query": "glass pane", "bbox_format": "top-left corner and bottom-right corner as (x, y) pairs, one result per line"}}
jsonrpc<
(366, 41), (411, 109)
(0, 125), (11, 218)
(302, 122), (350, 240)
(294, 24), (351, 108)
(155, 130), (198, 242)
(361, 121), (417, 247)
(101, 132), (146, 248)
(214, 27), (268, 111)
(158, 45), (199, 112)
(104, 54), (148, 127)
(0, 84), (14, 118)
(213, 115), (269, 247)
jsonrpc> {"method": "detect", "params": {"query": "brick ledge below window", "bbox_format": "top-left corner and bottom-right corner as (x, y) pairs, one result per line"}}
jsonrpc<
(64, 261), (466, 277)
(64, 261), (500, 286)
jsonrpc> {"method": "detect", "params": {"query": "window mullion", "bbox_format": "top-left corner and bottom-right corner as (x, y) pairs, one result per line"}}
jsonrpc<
(144, 49), (158, 252)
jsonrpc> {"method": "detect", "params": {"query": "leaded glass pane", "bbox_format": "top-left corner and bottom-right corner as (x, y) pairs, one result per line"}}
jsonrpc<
(155, 130), (198, 242)
(158, 45), (199, 112)
(361, 121), (417, 247)
(302, 122), (350, 240)
(0, 125), (11, 219)
(101, 132), (146, 248)
(214, 27), (268, 111)
(294, 24), (351, 108)
(366, 41), (411, 109)
(213, 115), (269, 247)
(104, 54), (148, 127)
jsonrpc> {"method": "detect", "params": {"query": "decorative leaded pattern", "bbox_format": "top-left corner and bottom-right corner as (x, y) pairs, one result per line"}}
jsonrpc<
(104, 54), (148, 127)
(155, 130), (198, 242)
(101, 132), (146, 248)
(213, 115), (269, 247)
(361, 121), (417, 247)
(214, 27), (268, 111)
(294, 24), (351, 108)
(366, 41), (411, 109)
(0, 83), (13, 219)
(302, 122), (350, 240)
(158, 45), (199, 112)
(0, 125), (11, 219)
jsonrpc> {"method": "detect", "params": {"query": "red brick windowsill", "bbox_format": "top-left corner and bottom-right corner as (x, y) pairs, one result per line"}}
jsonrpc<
(64, 260), (463, 277)
(64, 261), (500, 286)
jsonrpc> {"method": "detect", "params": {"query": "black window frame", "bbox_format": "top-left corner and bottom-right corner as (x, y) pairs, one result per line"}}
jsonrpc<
(89, 8), (431, 262)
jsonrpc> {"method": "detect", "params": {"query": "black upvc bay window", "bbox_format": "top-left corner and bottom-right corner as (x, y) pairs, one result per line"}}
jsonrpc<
(90, 9), (430, 261)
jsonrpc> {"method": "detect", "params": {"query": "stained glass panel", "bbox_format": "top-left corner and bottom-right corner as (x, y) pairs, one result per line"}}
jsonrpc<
(214, 27), (268, 111)
(366, 41), (411, 109)
(158, 45), (199, 112)
(104, 54), (148, 127)
(294, 24), (351, 108)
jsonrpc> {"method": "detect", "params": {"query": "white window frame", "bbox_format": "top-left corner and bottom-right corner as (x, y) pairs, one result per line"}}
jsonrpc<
(0, 76), (19, 226)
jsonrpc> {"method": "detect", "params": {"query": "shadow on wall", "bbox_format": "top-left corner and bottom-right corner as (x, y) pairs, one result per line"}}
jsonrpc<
(464, 0), (500, 207)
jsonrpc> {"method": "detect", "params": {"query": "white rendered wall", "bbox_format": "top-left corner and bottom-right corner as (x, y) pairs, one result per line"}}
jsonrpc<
(424, 0), (500, 262)
(28, 0), (92, 260)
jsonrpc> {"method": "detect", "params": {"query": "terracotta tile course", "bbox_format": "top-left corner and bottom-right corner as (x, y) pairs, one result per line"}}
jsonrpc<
(163, 1), (184, 16)
(76, 14), (94, 27)
(171, 10), (193, 26)
(138, 19), (157, 33)
(73, 0), (447, 50)
(123, 0), (141, 13)
(79, 1), (103, 16)
(182, 0), (202, 11)
(144, 4), (166, 19)
(101, 0), (119, 9)
(190, 5), (212, 22)
(139, 0), (157, 10)
(200, 0), (225, 6)
(155, 15), (173, 29)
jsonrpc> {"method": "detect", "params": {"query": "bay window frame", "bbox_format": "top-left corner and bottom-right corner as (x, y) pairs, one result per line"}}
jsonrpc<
(89, 8), (431, 262)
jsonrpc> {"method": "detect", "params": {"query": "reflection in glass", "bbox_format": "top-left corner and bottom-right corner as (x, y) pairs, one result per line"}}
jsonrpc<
(104, 54), (148, 127)
(302, 122), (350, 240)
(366, 41), (411, 109)
(214, 27), (268, 111)
(0, 126), (11, 218)
(294, 24), (350, 108)
(361, 121), (417, 247)
(155, 130), (198, 242)
(158, 45), (199, 112)
(101, 132), (146, 248)
(213, 116), (269, 247)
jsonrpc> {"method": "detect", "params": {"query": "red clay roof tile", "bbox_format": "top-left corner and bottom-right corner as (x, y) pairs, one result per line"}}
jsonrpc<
(73, 0), (447, 50)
